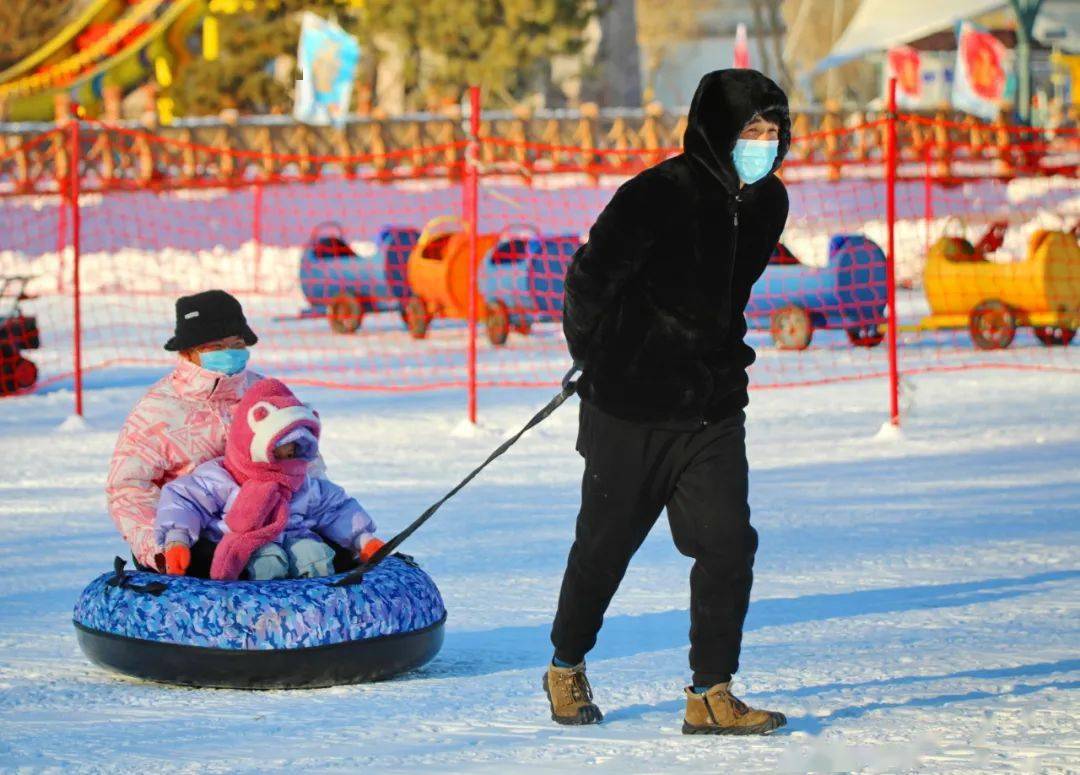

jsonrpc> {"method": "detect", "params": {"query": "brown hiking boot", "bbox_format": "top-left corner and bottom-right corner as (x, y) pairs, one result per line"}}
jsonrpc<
(543, 662), (603, 725)
(682, 682), (786, 735)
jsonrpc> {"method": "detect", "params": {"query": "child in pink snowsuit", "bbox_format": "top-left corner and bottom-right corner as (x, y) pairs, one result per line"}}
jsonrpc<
(154, 378), (384, 580)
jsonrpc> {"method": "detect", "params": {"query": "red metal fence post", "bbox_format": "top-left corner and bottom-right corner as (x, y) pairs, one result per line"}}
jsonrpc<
(465, 85), (481, 424)
(923, 144), (933, 259)
(885, 78), (900, 426)
(56, 189), (67, 294)
(68, 121), (84, 417)
(252, 182), (263, 293)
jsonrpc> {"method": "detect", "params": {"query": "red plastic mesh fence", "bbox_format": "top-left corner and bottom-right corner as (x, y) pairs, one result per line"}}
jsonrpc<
(0, 116), (1076, 411)
(0, 129), (68, 394)
(2, 124), (479, 393)
(474, 121), (901, 390)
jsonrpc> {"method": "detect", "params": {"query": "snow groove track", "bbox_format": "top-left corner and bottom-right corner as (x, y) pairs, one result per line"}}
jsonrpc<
(0, 369), (1077, 772)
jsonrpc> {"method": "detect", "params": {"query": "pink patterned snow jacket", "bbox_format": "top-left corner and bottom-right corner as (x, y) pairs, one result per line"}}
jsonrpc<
(106, 359), (264, 570)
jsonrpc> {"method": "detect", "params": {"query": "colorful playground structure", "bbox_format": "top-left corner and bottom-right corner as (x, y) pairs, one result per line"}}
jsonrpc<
(0, 0), (204, 122)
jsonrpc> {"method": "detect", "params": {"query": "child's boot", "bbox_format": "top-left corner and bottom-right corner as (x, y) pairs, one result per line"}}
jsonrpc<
(682, 682), (786, 735)
(543, 661), (603, 725)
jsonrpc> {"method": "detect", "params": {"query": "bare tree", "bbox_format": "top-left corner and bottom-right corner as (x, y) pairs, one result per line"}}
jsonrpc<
(636, 0), (707, 100)
(750, 0), (773, 79)
(582, 0), (644, 107)
(766, 0), (794, 92)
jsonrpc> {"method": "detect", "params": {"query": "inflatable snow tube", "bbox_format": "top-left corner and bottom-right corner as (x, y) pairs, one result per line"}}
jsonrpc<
(73, 555), (445, 689)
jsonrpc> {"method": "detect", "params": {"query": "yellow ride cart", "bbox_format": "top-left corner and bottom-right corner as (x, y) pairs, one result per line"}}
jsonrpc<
(919, 222), (1080, 349)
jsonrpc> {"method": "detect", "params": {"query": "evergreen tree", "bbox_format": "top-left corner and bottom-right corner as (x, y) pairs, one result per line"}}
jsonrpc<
(421, 0), (595, 106)
(361, 0), (595, 108)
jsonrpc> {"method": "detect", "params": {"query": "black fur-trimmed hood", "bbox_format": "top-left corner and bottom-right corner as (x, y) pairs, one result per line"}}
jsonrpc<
(683, 69), (791, 196)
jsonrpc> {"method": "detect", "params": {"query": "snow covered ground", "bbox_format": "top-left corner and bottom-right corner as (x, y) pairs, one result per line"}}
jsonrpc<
(0, 367), (1078, 772)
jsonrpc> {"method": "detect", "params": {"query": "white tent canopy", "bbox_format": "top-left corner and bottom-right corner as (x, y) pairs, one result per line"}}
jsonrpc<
(814, 0), (1006, 73)
(1036, 0), (1080, 53)
(815, 0), (1080, 73)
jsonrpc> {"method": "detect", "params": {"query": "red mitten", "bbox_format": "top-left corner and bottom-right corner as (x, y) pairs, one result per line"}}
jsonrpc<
(164, 543), (191, 576)
(358, 537), (385, 563)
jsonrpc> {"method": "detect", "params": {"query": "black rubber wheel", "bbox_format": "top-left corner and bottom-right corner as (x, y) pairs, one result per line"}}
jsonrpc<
(486, 299), (510, 346)
(845, 325), (885, 348)
(969, 300), (1017, 350)
(770, 306), (813, 350)
(74, 616), (444, 689)
(404, 297), (430, 340)
(14, 357), (37, 389)
(328, 295), (363, 334)
(1033, 325), (1076, 347)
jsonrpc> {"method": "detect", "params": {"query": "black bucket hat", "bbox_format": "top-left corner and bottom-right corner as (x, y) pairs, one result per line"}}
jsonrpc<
(164, 290), (258, 352)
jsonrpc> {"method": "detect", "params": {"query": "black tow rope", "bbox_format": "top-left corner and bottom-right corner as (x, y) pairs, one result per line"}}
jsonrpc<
(334, 366), (580, 587)
(107, 556), (168, 596)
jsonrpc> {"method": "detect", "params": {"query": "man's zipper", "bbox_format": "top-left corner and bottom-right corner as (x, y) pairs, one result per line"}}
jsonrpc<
(701, 192), (743, 430)
(727, 192), (742, 313)
(731, 192), (742, 254)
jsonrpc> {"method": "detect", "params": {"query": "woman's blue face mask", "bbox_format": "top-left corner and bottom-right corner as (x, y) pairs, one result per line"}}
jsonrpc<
(198, 348), (250, 376)
(732, 138), (779, 186)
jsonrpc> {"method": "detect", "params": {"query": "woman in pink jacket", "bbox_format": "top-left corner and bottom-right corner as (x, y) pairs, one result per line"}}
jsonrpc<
(106, 290), (262, 572)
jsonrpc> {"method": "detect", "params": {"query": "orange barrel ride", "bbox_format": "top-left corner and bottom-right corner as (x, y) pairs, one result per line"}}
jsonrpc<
(403, 216), (500, 339)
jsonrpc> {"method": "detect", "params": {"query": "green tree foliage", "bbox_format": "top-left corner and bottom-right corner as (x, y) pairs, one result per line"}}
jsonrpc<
(0, 0), (74, 74)
(172, 0), (594, 115)
(172, 0), (362, 115)
(360, 0), (595, 107)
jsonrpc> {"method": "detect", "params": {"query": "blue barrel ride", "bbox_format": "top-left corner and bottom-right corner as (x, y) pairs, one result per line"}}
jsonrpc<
(745, 234), (888, 350)
(299, 222), (419, 333)
(478, 226), (581, 346)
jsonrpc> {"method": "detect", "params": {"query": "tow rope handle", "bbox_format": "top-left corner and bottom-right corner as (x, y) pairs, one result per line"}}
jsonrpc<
(334, 365), (581, 587)
(107, 557), (168, 596)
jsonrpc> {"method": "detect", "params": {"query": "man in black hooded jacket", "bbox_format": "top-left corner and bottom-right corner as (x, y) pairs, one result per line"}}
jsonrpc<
(542, 70), (790, 735)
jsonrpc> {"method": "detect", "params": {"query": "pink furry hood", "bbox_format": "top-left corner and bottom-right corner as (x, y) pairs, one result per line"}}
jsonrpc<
(209, 379), (321, 580)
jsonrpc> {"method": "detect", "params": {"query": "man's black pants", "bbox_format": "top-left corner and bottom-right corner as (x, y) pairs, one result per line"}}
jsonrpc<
(550, 401), (758, 687)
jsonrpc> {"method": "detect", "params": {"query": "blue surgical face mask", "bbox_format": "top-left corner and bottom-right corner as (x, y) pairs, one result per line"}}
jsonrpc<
(732, 138), (779, 186)
(198, 348), (250, 376)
